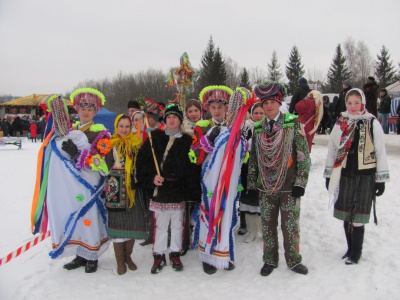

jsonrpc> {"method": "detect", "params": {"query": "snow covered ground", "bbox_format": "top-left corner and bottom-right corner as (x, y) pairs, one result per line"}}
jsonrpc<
(0, 134), (399, 300)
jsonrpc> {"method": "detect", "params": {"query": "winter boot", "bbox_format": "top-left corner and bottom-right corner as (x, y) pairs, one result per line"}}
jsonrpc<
(85, 260), (98, 273)
(203, 262), (217, 275)
(141, 216), (154, 246)
(346, 225), (365, 265)
(124, 239), (137, 271)
(238, 211), (247, 235)
(63, 255), (87, 270)
(169, 252), (184, 271)
(113, 242), (127, 275)
(342, 221), (352, 259)
(151, 253), (166, 274)
(244, 214), (258, 243)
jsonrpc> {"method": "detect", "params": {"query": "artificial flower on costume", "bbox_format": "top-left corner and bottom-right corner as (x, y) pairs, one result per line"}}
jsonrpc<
(83, 219), (92, 227)
(97, 138), (111, 155)
(85, 154), (109, 173)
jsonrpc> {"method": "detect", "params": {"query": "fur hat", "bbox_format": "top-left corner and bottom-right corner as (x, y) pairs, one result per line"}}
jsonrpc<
(367, 76), (376, 82)
(163, 103), (183, 123)
(342, 79), (352, 87)
(253, 82), (286, 105)
(298, 77), (307, 84)
(70, 88), (105, 112)
(199, 86), (233, 109)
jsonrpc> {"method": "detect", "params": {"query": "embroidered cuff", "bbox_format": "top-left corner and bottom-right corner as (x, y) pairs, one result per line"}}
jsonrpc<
(323, 166), (333, 177)
(376, 170), (390, 182)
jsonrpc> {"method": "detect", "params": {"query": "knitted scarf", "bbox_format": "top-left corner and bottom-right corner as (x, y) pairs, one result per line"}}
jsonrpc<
(110, 115), (142, 208)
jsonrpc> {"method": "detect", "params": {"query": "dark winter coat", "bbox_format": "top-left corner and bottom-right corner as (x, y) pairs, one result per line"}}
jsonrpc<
(1, 120), (9, 136)
(38, 118), (46, 134)
(289, 83), (311, 114)
(334, 86), (352, 119)
(378, 94), (391, 114)
(363, 81), (379, 118)
(136, 129), (201, 204)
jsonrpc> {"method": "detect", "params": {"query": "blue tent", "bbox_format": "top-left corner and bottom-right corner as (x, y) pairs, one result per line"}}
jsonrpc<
(93, 108), (117, 134)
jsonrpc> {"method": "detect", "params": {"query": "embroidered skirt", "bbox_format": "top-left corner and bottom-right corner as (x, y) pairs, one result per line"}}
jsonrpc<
(334, 173), (374, 224)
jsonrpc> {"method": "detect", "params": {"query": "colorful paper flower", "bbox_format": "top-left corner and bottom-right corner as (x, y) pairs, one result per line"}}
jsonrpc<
(97, 138), (111, 155)
(86, 154), (109, 173)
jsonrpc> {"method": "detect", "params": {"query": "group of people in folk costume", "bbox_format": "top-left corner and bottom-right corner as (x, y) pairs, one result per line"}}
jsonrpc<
(31, 82), (389, 277)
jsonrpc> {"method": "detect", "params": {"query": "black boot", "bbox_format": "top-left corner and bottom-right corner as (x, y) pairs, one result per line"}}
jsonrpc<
(346, 225), (365, 265)
(342, 221), (352, 259)
(151, 253), (166, 274)
(260, 263), (276, 276)
(169, 252), (183, 271)
(203, 262), (217, 275)
(238, 211), (247, 235)
(63, 256), (87, 270)
(85, 260), (98, 273)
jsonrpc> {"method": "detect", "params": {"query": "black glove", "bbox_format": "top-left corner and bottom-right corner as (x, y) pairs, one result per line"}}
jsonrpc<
(375, 182), (385, 196)
(61, 139), (79, 159)
(325, 178), (330, 190)
(208, 126), (221, 144)
(247, 190), (259, 201)
(292, 186), (305, 198)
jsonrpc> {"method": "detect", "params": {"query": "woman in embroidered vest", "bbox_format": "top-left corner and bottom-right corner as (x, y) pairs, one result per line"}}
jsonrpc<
(136, 103), (201, 274)
(324, 88), (390, 265)
(104, 114), (147, 275)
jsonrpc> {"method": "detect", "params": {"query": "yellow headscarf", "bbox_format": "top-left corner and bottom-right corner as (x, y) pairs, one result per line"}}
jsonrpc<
(110, 114), (142, 208)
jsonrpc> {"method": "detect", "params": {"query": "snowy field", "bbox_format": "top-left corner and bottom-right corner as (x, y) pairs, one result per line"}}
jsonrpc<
(0, 134), (399, 300)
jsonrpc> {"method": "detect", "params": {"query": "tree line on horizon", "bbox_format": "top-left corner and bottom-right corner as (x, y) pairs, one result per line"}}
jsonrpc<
(2, 35), (399, 114)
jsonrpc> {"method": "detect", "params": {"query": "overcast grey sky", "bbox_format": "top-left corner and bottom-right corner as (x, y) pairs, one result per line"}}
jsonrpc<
(1, 0), (399, 96)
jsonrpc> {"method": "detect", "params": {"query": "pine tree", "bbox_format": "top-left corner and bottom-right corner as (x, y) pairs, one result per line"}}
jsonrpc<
(375, 45), (396, 87)
(239, 68), (251, 90)
(198, 36), (215, 91)
(267, 50), (283, 82)
(211, 47), (227, 85)
(285, 46), (305, 95)
(326, 44), (351, 93)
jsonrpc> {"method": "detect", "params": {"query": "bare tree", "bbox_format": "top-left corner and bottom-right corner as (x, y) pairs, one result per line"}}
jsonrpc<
(306, 67), (325, 91)
(356, 41), (373, 85)
(249, 67), (266, 86)
(343, 37), (358, 82)
(224, 56), (241, 89)
(343, 37), (373, 88)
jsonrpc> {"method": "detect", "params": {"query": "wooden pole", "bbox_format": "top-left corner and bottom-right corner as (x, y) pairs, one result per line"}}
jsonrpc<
(144, 115), (161, 176)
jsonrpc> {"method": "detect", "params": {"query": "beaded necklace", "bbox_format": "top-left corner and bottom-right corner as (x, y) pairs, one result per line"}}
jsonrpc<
(255, 119), (294, 196)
